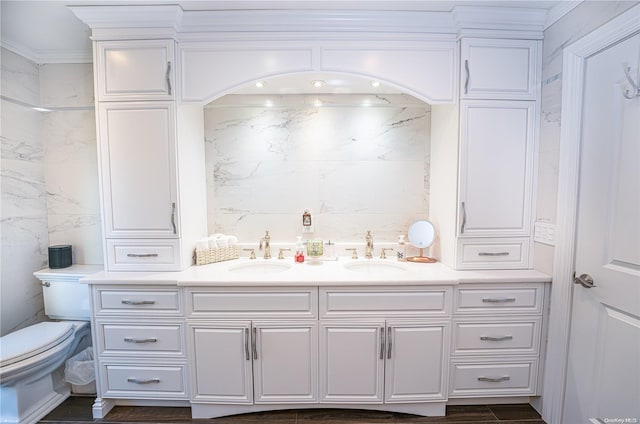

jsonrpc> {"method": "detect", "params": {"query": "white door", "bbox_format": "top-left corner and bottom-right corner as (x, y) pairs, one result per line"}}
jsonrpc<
(190, 322), (253, 403)
(385, 321), (448, 402)
(99, 102), (178, 238)
(253, 322), (318, 403)
(562, 32), (640, 423)
(458, 100), (535, 237)
(320, 321), (384, 403)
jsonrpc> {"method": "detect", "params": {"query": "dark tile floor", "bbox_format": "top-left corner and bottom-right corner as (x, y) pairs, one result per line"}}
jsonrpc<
(40, 396), (546, 423)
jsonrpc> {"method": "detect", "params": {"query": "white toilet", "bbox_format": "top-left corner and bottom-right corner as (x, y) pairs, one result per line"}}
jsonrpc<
(0, 265), (101, 424)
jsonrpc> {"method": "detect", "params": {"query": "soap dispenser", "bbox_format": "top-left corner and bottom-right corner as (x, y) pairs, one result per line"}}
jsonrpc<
(397, 235), (407, 262)
(295, 236), (305, 263)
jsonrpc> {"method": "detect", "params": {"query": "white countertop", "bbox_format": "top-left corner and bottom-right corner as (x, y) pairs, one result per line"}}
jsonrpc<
(81, 257), (551, 286)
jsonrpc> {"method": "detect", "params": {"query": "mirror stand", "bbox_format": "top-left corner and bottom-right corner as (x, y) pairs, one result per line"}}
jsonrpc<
(407, 248), (437, 263)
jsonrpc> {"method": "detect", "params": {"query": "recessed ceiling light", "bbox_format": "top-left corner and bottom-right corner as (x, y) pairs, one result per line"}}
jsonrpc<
(265, 100), (274, 107)
(371, 81), (381, 88)
(314, 99), (323, 107)
(255, 81), (266, 88)
(312, 80), (325, 88)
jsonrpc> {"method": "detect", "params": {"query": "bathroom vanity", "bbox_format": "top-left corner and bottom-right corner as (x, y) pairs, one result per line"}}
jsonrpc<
(83, 259), (550, 419)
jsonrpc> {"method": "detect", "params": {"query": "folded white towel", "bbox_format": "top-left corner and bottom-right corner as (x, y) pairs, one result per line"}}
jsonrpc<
(227, 235), (238, 246)
(196, 239), (209, 250)
(216, 236), (229, 248)
(208, 237), (219, 249)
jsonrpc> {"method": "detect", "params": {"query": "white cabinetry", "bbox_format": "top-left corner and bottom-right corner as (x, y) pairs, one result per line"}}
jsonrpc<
(91, 285), (188, 413)
(93, 39), (206, 271)
(95, 40), (174, 101)
(461, 38), (539, 100)
(431, 37), (541, 270)
(449, 283), (546, 398)
(319, 287), (451, 404)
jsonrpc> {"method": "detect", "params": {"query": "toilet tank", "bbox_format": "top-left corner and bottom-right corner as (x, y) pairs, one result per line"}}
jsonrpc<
(34, 265), (103, 321)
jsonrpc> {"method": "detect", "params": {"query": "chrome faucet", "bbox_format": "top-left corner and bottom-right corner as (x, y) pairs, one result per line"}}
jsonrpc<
(365, 230), (374, 259)
(259, 230), (271, 259)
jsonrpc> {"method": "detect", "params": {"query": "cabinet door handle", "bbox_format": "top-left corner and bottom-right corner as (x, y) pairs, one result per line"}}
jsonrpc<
(244, 327), (250, 360)
(480, 335), (513, 341)
(127, 378), (160, 384)
(478, 376), (510, 383)
(166, 61), (172, 95)
(171, 202), (177, 234)
(387, 327), (392, 360)
(478, 252), (510, 257)
(481, 297), (516, 303)
(121, 300), (156, 305)
(252, 327), (258, 360)
(127, 253), (159, 258)
(464, 59), (470, 94)
(379, 327), (385, 360)
(460, 202), (467, 234)
(124, 337), (158, 343)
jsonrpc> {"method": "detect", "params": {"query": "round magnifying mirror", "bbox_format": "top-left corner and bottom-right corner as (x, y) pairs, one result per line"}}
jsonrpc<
(406, 220), (437, 263)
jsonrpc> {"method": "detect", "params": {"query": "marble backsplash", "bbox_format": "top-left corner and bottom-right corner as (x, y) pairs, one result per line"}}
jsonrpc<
(204, 95), (431, 243)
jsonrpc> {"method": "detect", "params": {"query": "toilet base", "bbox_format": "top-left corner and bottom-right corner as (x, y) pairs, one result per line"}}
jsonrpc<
(0, 368), (70, 424)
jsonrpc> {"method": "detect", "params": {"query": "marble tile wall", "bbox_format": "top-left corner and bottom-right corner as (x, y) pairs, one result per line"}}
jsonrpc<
(1, 48), (47, 335)
(1, 49), (101, 336)
(534, 1), (638, 274)
(205, 95), (431, 243)
(39, 63), (102, 265)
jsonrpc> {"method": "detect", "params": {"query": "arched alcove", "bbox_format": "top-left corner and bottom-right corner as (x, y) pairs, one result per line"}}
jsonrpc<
(201, 71), (433, 242)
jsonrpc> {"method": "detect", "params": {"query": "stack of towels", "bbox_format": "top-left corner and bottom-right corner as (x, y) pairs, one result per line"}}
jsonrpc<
(195, 234), (239, 250)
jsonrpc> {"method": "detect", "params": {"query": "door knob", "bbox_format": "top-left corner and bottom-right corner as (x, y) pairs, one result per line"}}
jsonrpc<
(573, 273), (596, 289)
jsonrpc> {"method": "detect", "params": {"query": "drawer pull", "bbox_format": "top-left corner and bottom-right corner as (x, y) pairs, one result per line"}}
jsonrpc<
(480, 335), (513, 341)
(252, 327), (258, 360)
(379, 327), (385, 360)
(478, 252), (510, 257)
(387, 327), (392, 360)
(127, 378), (160, 385)
(244, 328), (250, 361)
(121, 300), (156, 305)
(478, 376), (510, 383)
(124, 337), (158, 344)
(481, 297), (516, 303)
(126, 253), (159, 258)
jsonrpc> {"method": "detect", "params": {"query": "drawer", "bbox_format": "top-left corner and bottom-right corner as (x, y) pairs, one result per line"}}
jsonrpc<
(95, 288), (182, 316)
(449, 359), (537, 397)
(106, 239), (180, 272)
(98, 322), (185, 357)
(187, 287), (317, 319)
(101, 364), (187, 398)
(452, 318), (541, 356)
(454, 284), (543, 315)
(457, 238), (530, 270)
(320, 287), (450, 318)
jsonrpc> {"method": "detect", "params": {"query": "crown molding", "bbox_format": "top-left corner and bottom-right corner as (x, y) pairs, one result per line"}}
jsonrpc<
(1, 38), (92, 64)
(453, 6), (546, 39)
(544, 1), (584, 30)
(69, 5), (183, 32)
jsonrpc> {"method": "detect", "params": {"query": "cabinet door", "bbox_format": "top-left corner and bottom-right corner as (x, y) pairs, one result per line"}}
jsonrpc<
(98, 102), (178, 238)
(461, 38), (540, 100)
(458, 100), (536, 237)
(96, 40), (174, 101)
(385, 321), (449, 402)
(253, 322), (318, 403)
(319, 321), (384, 403)
(189, 322), (253, 403)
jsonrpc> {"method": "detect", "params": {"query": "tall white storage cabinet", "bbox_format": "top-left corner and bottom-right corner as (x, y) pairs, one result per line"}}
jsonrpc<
(431, 37), (541, 270)
(93, 39), (207, 271)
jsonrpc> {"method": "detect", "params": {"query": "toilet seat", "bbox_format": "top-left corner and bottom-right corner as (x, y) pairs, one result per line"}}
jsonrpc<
(0, 322), (74, 368)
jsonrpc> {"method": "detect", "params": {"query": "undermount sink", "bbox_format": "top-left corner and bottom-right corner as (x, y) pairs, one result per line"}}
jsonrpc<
(342, 260), (407, 274)
(228, 261), (292, 274)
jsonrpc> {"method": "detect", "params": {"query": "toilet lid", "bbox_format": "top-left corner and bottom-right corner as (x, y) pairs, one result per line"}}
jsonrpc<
(0, 322), (74, 367)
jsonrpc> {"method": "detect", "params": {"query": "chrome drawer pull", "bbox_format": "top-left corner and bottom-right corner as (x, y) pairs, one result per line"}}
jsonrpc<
(166, 61), (172, 95)
(127, 378), (160, 384)
(478, 252), (510, 257)
(245, 328), (250, 361)
(126, 253), (159, 258)
(124, 337), (158, 343)
(480, 335), (513, 341)
(481, 297), (516, 303)
(171, 202), (177, 234)
(379, 327), (385, 360)
(478, 376), (510, 383)
(252, 327), (258, 360)
(121, 300), (156, 305)
(464, 59), (470, 94)
(387, 327), (392, 360)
